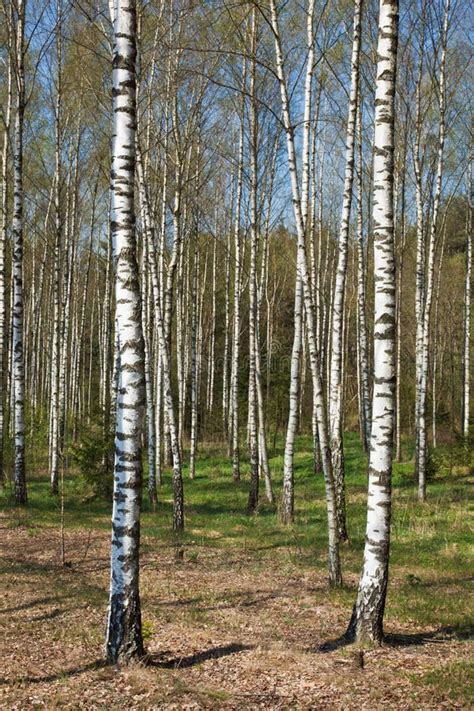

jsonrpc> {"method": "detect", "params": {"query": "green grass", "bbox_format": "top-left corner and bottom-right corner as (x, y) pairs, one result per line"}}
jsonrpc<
(411, 660), (474, 704)
(1, 431), (472, 632)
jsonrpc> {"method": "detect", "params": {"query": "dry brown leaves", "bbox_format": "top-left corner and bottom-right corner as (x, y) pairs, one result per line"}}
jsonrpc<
(0, 524), (471, 709)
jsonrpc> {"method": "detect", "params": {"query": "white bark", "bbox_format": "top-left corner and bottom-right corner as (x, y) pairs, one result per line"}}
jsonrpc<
(136, 144), (184, 530)
(281, 0), (315, 525)
(141, 234), (156, 506)
(328, 0), (363, 541)
(416, 0), (449, 501)
(0, 33), (12, 484)
(189, 232), (199, 480)
(395, 146), (407, 462)
(222, 201), (232, 441)
(356, 105), (371, 454)
(207, 226), (217, 413)
(102, 222), (113, 442)
(413, 16), (426, 484)
(106, 0), (145, 664)
(270, 0), (341, 586)
(431, 218), (448, 449)
(230, 77), (245, 482)
(49, 2), (62, 494)
(12, 0), (27, 505)
(347, 0), (398, 645)
(248, 8), (260, 512)
(462, 158), (472, 438)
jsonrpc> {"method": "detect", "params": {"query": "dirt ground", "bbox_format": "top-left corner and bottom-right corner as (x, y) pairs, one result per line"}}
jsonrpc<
(1, 524), (471, 710)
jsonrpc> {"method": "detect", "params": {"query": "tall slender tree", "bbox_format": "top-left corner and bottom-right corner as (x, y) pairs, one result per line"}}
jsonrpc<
(346, 0), (398, 644)
(415, 0), (450, 501)
(328, 0), (363, 542)
(230, 69), (246, 483)
(247, 6), (260, 513)
(49, 0), (63, 496)
(463, 156), (472, 439)
(280, 0), (316, 525)
(269, 0), (341, 587)
(355, 104), (371, 454)
(0, 9), (13, 485)
(105, 0), (145, 664)
(12, 0), (27, 505)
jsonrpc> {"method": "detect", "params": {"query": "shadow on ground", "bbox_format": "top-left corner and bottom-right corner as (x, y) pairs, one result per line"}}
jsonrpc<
(316, 624), (473, 653)
(0, 643), (254, 686)
(146, 643), (253, 668)
(0, 660), (106, 686)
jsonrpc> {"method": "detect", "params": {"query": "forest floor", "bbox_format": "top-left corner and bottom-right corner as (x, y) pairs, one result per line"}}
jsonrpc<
(0, 433), (472, 709)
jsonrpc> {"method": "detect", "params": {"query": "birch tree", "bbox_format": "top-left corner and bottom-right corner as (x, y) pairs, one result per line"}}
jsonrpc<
(12, 0), (27, 505)
(280, 0), (315, 526)
(189, 228), (199, 480)
(230, 75), (245, 483)
(269, 0), (341, 587)
(463, 157), (472, 439)
(247, 6), (260, 513)
(355, 105), (371, 454)
(328, 0), (363, 542)
(136, 144), (184, 531)
(105, 0), (145, 664)
(346, 0), (398, 644)
(0, 12), (12, 485)
(415, 0), (450, 501)
(49, 0), (63, 496)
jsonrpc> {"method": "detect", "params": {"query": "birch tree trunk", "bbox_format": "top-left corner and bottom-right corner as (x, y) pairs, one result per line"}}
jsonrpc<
(50, 0), (62, 495)
(395, 137), (407, 462)
(270, 0), (341, 586)
(207, 229), (217, 413)
(413, 5), (426, 482)
(153, 73), (170, 485)
(189, 230), (199, 480)
(256, 148), (275, 502)
(431, 219), (448, 449)
(163, 95), (184, 464)
(135, 15), (157, 506)
(222, 209), (232, 441)
(102, 224), (113, 443)
(356, 105), (371, 454)
(328, 0), (363, 541)
(105, 0), (145, 664)
(462, 157), (472, 438)
(416, 0), (449, 502)
(12, 0), (27, 505)
(73, 177), (98, 441)
(281, 0), (314, 525)
(0, 33), (12, 485)
(176, 225), (186, 452)
(230, 78), (245, 483)
(141, 236), (156, 506)
(136, 143), (184, 530)
(247, 8), (260, 513)
(346, 0), (398, 644)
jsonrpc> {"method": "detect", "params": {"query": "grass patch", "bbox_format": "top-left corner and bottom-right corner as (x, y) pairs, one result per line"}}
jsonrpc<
(411, 660), (474, 703)
(1, 431), (472, 633)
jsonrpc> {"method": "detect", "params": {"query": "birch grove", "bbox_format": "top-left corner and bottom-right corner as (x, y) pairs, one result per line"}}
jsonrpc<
(0, 0), (470, 667)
